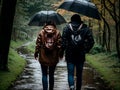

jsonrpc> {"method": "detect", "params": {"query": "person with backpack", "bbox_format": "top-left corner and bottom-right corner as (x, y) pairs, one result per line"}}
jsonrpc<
(61, 14), (95, 90)
(34, 21), (62, 90)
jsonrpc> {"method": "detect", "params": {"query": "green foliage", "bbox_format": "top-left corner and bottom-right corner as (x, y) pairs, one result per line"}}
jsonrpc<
(0, 48), (26, 90)
(10, 40), (28, 49)
(86, 53), (120, 90)
(90, 44), (105, 54)
(0, 39), (28, 90)
(26, 41), (36, 53)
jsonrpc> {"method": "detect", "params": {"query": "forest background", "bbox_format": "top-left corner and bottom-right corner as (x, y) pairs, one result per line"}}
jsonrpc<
(0, 0), (120, 90)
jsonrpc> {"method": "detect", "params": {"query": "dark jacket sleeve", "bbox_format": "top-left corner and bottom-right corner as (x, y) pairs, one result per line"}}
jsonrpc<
(61, 26), (69, 50)
(59, 26), (68, 57)
(84, 28), (95, 53)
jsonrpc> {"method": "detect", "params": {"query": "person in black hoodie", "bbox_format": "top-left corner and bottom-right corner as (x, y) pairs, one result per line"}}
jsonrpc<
(61, 14), (94, 90)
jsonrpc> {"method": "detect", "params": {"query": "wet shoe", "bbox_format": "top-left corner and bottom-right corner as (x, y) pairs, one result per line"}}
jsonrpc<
(70, 86), (74, 90)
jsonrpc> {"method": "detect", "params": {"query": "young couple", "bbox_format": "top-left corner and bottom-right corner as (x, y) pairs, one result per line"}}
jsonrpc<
(34, 14), (94, 90)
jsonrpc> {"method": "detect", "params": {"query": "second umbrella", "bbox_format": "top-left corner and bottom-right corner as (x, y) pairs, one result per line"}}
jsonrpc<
(28, 10), (66, 26)
(58, 0), (101, 20)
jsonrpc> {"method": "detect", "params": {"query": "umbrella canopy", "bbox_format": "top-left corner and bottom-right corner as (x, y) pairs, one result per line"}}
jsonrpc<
(28, 10), (66, 26)
(58, 0), (101, 20)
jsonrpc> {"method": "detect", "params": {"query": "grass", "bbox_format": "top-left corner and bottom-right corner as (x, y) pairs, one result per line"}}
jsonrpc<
(0, 48), (26, 90)
(10, 39), (28, 49)
(25, 40), (36, 53)
(0, 40), (27, 90)
(86, 52), (120, 90)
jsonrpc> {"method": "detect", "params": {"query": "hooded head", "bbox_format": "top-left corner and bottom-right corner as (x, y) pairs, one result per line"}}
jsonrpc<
(43, 21), (56, 34)
(44, 21), (56, 28)
(71, 14), (81, 23)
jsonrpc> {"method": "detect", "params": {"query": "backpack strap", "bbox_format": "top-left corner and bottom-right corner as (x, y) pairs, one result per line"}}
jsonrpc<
(69, 23), (83, 31)
(78, 24), (83, 31)
(69, 23), (73, 31)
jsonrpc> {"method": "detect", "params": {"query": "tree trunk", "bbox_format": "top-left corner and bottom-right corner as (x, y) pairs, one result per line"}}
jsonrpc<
(116, 22), (120, 59)
(0, 0), (17, 70)
(98, 21), (102, 45)
(116, 0), (120, 59)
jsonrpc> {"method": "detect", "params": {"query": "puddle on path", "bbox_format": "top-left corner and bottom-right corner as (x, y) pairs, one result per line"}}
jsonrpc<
(9, 46), (111, 90)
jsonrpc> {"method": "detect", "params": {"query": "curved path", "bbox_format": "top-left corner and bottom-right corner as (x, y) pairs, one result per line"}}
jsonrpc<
(9, 50), (110, 90)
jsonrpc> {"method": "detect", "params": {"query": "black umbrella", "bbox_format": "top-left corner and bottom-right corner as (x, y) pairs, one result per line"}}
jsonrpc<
(28, 10), (66, 26)
(58, 0), (101, 20)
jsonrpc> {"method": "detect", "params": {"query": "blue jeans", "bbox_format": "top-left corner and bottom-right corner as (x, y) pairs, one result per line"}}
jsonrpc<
(67, 62), (84, 90)
(41, 64), (56, 90)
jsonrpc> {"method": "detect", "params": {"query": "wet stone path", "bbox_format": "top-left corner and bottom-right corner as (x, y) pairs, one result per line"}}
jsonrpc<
(9, 53), (110, 90)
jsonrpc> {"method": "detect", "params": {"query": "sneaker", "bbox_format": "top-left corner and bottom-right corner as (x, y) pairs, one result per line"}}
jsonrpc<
(70, 86), (74, 90)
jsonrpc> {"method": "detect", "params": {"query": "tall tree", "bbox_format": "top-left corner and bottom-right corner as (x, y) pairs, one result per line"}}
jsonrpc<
(103, 0), (120, 58)
(0, 0), (17, 70)
(93, 0), (120, 57)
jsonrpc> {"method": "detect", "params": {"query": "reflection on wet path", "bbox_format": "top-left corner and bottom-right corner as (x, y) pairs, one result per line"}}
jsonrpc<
(9, 53), (111, 90)
(10, 55), (43, 90)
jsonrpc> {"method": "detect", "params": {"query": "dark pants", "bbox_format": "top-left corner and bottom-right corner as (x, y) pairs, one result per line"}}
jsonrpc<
(67, 62), (84, 90)
(41, 64), (56, 90)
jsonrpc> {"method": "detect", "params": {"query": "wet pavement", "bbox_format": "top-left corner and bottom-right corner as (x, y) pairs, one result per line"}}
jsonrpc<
(9, 53), (111, 90)
(9, 44), (111, 90)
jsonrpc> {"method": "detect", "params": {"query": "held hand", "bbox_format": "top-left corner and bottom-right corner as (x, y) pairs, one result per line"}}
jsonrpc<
(59, 56), (63, 60)
(35, 57), (38, 60)
(34, 52), (38, 60)
(59, 49), (64, 60)
(59, 56), (65, 62)
(59, 54), (64, 60)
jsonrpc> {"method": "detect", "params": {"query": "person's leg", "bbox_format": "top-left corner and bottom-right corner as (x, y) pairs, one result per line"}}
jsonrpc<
(76, 62), (84, 90)
(41, 64), (48, 90)
(49, 65), (56, 90)
(67, 62), (75, 90)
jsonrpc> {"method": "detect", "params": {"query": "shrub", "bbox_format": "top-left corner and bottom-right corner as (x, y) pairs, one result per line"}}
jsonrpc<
(90, 44), (105, 54)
